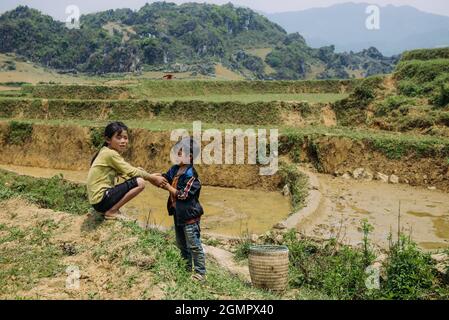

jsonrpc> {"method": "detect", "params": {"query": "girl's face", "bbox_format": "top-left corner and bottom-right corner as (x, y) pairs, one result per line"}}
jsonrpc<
(107, 130), (128, 153)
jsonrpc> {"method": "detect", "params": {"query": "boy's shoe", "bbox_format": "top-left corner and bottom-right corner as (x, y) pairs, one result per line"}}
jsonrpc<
(191, 273), (206, 282)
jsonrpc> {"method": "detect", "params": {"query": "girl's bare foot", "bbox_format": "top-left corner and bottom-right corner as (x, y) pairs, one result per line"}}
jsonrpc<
(104, 209), (123, 220)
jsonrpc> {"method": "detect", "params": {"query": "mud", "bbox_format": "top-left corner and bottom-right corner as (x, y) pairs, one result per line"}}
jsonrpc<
(300, 173), (449, 250)
(0, 165), (291, 237)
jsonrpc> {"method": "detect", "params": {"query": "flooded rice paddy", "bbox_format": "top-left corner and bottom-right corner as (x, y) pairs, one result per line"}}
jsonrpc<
(0, 164), (291, 237)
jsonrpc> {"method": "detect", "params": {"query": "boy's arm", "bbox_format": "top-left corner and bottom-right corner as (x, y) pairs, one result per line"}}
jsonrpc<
(176, 177), (201, 200)
(162, 177), (201, 201)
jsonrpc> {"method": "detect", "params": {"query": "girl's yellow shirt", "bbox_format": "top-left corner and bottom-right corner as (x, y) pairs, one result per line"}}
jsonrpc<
(86, 146), (151, 204)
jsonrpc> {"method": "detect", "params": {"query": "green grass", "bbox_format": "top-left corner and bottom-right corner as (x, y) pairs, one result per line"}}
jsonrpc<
(0, 97), (329, 125)
(279, 162), (309, 211)
(0, 169), (90, 215)
(0, 173), (301, 299)
(395, 59), (449, 84)
(133, 79), (358, 98)
(146, 93), (347, 103)
(0, 221), (63, 296)
(282, 125), (449, 159)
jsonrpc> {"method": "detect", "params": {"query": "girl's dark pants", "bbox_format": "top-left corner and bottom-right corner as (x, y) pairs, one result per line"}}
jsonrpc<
(92, 177), (138, 213)
(175, 221), (206, 275)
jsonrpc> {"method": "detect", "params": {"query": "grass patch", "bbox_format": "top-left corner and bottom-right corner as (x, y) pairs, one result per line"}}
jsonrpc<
(145, 93), (347, 103)
(0, 223), (63, 296)
(123, 222), (277, 300)
(0, 169), (90, 215)
(23, 84), (131, 100)
(134, 79), (358, 98)
(0, 98), (329, 125)
(279, 162), (309, 211)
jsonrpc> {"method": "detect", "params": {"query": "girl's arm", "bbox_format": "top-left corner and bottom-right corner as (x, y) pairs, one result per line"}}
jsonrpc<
(108, 150), (166, 186)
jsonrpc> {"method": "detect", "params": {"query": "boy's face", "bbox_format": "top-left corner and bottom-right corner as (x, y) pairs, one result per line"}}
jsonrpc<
(107, 130), (128, 153)
(176, 148), (191, 165)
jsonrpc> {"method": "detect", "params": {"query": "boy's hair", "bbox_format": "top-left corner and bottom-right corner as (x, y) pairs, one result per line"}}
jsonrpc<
(172, 137), (200, 164)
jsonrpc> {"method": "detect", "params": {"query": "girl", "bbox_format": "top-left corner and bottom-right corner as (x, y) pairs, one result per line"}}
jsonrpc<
(87, 121), (167, 220)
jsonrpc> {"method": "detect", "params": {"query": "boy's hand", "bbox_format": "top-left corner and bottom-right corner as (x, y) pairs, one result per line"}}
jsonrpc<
(160, 180), (171, 190)
(161, 181), (177, 196)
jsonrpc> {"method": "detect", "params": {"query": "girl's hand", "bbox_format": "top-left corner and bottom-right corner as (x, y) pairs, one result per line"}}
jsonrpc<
(149, 174), (168, 188)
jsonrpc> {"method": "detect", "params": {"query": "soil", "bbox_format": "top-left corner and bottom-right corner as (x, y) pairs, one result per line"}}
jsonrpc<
(0, 198), (165, 299)
(300, 173), (449, 250)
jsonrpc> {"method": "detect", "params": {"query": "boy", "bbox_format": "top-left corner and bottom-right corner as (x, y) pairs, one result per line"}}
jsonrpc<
(161, 137), (206, 281)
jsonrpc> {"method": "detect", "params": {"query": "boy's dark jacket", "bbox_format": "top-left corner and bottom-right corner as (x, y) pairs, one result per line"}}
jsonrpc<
(162, 165), (203, 226)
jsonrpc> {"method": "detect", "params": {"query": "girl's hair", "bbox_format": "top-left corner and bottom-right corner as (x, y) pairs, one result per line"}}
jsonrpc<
(90, 121), (128, 166)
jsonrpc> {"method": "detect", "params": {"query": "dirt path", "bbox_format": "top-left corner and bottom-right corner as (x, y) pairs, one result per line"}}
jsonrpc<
(203, 245), (251, 283)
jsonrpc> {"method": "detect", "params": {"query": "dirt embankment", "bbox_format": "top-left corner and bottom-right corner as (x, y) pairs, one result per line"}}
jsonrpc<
(288, 136), (449, 192)
(2, 120), (448, 191)
(0, 122), (281, 191)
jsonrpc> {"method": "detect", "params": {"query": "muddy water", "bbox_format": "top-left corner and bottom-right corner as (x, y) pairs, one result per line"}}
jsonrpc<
(303, 174), (449, 250)
(0, 164), (291, 237)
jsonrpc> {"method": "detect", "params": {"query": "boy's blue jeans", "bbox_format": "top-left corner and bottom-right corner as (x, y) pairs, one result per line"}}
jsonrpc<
(175, 221), (206, 275)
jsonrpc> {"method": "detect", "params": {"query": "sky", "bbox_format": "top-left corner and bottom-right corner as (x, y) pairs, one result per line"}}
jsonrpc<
(1, 0), (449, 20)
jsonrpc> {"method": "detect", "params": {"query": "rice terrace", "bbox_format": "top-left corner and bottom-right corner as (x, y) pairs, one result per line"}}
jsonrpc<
(1, 1), (449, 302)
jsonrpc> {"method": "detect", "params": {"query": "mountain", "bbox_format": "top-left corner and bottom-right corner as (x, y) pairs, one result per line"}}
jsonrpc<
(0, 2), (397, 79)
(266, 3), (449, 56)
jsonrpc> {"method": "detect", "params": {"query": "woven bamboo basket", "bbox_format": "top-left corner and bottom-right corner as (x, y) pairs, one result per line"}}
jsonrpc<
(248, 245), (289, 292)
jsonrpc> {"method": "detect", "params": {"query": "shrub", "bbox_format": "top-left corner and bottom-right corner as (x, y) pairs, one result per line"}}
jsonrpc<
(382, 235), (436, 300)
(394, 59), (449, 84)
(397, 80), (423, 97)
(374, 96), (415, 116)
(234, 236), (252, 261)
(437, 112), (449, 127)
(333, 76), (384, 111)
(7, 121), (33, 145)
(90, 127), (105, 148)
(284, 224), (374, 300)
(401, 48), (449, 61)
(431, 83), (449, 108)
